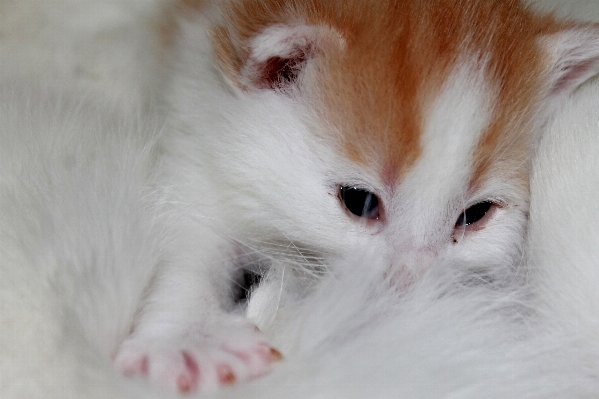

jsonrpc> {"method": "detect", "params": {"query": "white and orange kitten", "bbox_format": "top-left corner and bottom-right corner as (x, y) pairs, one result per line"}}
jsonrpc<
(2, 0), (599, 398)
(113, 0), (599, 393)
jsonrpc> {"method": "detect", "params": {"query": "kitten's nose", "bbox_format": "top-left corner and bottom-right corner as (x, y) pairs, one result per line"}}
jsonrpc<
(386, 243), (436, 286)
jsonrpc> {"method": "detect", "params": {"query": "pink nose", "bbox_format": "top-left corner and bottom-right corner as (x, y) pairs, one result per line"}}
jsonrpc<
(384, 244), (438, 290)
(383, 262), (417, 291)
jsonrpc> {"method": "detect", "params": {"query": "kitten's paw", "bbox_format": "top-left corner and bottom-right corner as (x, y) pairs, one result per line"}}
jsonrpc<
(114, 323), (282, 394)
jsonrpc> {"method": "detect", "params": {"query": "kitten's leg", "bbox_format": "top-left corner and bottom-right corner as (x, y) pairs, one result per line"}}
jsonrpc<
(113, 231), (281, 393)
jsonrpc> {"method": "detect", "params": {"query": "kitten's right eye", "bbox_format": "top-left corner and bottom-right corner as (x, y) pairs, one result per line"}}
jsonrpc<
(339, 186), (381, 220)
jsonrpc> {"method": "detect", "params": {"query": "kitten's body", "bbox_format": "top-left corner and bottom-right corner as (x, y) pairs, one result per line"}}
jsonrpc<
(3, 0), (599, 398)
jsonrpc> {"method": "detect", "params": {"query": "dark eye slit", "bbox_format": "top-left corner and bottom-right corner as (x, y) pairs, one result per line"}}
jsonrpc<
(233, 269), (263, 304)
(456, 201), (493, 227)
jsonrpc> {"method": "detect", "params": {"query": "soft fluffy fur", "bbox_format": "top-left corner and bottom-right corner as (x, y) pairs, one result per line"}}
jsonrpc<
(0, 78), (163, 399)
(528, 76), (599, 356)
(2, 0), (599, 398)
(115, 0), (599, 392)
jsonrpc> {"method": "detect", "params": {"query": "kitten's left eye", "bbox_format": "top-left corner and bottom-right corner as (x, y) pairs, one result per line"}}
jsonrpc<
(455, 201), (495, 229)
(339, 186), (381, 220)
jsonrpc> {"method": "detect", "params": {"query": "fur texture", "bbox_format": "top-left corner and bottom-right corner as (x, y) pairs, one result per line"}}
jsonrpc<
(115, 1), (599, 392)
(2, 0), (599, 398)
(528, 76), (599, 354)
(0, 78), (164, 399)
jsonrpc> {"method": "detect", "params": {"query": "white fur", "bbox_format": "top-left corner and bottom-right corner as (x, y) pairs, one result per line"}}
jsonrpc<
(3, 0), (599, 398)
(0, 0), (168, 109)
(528, 78), (599, 342)
(0, 78), (166, 399)
(212, 258), (599, 399)
(249, 25), (343, 62)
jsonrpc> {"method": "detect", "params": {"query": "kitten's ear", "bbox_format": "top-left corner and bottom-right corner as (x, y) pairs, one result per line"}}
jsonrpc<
(541, 26), (599, 98)
(213, 24), (344, 91)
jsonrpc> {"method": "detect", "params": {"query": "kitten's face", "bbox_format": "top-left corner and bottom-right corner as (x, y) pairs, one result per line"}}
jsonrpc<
(175, 0), (599, 284)
(208, 62), (528, 283)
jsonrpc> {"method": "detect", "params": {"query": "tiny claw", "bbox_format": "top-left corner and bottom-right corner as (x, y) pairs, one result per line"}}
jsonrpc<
(269, 348), (283, 362)
(217, 364), (236, 385)
(177, 375), (194, 394)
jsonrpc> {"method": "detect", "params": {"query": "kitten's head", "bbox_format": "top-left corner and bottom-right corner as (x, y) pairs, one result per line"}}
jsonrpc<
(175, 0), (599, 285)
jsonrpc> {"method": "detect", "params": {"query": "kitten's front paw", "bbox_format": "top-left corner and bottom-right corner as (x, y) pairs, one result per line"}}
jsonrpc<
(114, 323), (282, 394)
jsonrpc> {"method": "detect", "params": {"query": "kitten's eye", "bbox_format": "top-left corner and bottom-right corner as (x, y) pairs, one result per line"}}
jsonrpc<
(455, 201), (494, 228)
(339, 186), (380, 220)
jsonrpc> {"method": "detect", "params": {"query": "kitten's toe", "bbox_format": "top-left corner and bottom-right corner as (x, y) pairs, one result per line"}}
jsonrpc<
(113, 346), (149, 377)
(174, 350), (201, 393)
(114, 340), (201, 393)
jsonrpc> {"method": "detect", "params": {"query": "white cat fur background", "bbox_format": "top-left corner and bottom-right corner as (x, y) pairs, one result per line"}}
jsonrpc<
(0, 0), (168, 108)
(1, 0), (599, 398)
(0, 78), (165, 399)
(528, 77), (599, 356)
(524, 2), (599, 386)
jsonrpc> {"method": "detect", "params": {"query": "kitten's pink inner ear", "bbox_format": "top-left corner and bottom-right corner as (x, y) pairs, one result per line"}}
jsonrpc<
(244, 42), (310, 90)
(238, 24), (344, 91)
(542, 28), (599, 96)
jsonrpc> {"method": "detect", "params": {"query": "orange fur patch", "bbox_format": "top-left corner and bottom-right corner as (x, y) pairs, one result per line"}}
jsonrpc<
(179, 0), (209, 12)
(153, 4), (180, 49)
(210, 0), (569, 187)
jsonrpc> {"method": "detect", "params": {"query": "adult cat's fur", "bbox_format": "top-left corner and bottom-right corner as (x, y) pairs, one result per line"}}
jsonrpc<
(0, 78), (164, 399)
(528, 76), (599, 356)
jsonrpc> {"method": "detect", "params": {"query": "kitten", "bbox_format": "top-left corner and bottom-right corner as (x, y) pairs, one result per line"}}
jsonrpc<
(110, 0), (599, 393)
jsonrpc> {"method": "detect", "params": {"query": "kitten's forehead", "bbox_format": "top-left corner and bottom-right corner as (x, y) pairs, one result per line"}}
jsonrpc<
(207, 0), (564, 198)
(403, 62), (495, 202)
(307, 0), (554, 188)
